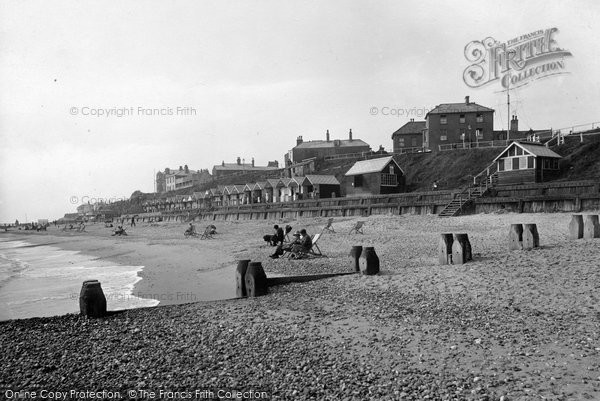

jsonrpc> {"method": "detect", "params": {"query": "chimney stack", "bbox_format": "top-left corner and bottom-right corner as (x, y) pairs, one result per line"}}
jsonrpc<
(410, 118), (414, 122)
(296, 136), (303, 146)
(465, 96), (470, 105)
(221, 161), (224, 167)
(510, 115), (519, 133)
(184, 164), (189, 173)
(236, 157), (241, 165)
(349, 129), (353, 141)
(179, 166), (183, 171)
(326, 129), (330, 142)
(251, 157), (255, 167)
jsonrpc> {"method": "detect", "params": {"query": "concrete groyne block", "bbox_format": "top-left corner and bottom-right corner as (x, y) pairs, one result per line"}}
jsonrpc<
(452, 233), (472, 264)
(508, 224), (523, 251)
(523, 224), (540, 250)
(358, 247), (380, 275)
(569, 215), (584, 240)
(583, 215), (600, 239)
(236, 260), (251, 297)
(438, 233), (453, 265)
(245, 262), (268, 297)
(79, 280), (107, 318)
(350, 246), (362, 272)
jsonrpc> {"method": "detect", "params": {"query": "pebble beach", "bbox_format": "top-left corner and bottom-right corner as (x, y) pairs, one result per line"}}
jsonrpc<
(1, 212), (600, 400)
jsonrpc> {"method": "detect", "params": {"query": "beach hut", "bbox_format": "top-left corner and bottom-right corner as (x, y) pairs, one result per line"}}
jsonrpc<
(344, 156), (405, 196)
(296, 175), (341, 199)
(266, 179), (281, 203)
(253, 182), (267, 203)
(493, 141), (562, 185)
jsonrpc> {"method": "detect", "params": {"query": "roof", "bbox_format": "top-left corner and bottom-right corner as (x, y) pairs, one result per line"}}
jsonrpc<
(391, 121), (426, 138)
(493, 141), (562, 162)
(254, 181), (267, 190)
(213, 163), (279, 171)
(345, 156), (404, 176)
(295, 139), (370, 149)
(304, 175), (340, 186)
(427, 102), (494, 115)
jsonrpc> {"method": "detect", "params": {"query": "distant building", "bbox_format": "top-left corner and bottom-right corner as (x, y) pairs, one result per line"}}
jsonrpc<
(392, 119), (426, 152)
(493, 115), (550, 141)
(493, 141), (562, 185)
(285, 129), (371, 164)
(212, 157), (280, 178)
(156, 165), (211, 193)
(344, 156), (405, 196)
(76, 203), (94, 216)
(424, 96), (495, 151)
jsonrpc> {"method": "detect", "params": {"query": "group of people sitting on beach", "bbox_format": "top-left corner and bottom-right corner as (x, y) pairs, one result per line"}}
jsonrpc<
(111, 226), (127, 236)
(265, 224), (312, 259)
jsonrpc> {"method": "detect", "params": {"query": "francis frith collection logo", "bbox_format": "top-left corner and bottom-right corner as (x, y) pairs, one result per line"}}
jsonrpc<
(463, 28), (572, 90)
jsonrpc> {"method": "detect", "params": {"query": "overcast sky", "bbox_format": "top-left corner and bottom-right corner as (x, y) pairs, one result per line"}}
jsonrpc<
(1, 0), (598, 222)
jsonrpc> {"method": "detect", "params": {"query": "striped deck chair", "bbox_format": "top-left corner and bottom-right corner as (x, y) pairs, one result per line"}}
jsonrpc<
(349, 221), (365, 234)
(322, 218), (335, 233)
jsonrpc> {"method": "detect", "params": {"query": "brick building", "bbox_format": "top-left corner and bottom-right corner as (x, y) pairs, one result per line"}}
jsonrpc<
(424, 96), (494, 151)
(285, 129), (371, 164)
(212, 157), (280, 178)
(156, 165), (211, 193)
(391, 119), (426, 153)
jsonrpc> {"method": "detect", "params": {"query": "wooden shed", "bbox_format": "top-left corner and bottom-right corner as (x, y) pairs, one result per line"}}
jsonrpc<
(493, 141), (562, 185)
(344, 156), (405, 196)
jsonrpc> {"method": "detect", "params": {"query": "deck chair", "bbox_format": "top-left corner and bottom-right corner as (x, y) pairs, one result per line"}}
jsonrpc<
(288, 233), (325, 259)
(200, 225), (214, 239)
(322, 218), (335, 233)
(349, 221), (365, 234)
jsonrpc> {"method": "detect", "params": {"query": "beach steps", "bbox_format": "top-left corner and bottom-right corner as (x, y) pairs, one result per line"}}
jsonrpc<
(438, 187), (486, 217)
(438, 188), (486, 217)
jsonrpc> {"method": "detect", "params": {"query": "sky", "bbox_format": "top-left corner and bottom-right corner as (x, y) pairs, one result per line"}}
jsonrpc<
(1, 0), (599, 222)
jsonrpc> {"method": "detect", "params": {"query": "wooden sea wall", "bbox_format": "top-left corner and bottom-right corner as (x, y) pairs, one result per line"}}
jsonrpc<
(135, 180), (600, 222)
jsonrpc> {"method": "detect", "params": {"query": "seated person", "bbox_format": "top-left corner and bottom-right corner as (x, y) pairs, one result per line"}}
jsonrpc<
(290, 229), (312, 257)
(270, 229), (311, 258)
(208, 224), (217, 235)
(185, 222), (196, 235)
(270, 224), (284, 246)
(112, 225), (127, 236)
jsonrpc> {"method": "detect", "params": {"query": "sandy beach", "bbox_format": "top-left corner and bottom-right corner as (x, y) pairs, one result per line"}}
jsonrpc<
(1, 211), (600, 400)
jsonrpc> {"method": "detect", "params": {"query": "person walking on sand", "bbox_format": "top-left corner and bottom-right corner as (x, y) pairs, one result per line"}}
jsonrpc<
(130, 216), (136, 227)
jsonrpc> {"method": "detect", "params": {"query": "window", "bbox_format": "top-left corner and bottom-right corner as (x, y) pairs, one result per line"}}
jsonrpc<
(354, 175), (363, 187)
(519, 156), (527, 169)
(516, 147), (523, 156)
(440, 115), (447, 124)
(527, 156), (534, 169)
(459, 114), (465, 123)
(512, 157), (520, 170)
(476, 114), (483, 123)
(475, 129), (482, 138)
(440, 129), (447, 141)
(381, 173), (398, 186)
(411, 137), (418, 147)
(498, 159), (505, 171)
(389, 165), (394, 175)
(397, 138), (405, 147)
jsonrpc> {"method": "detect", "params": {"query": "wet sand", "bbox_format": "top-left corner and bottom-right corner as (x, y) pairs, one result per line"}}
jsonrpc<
(1, 211), (600, 399)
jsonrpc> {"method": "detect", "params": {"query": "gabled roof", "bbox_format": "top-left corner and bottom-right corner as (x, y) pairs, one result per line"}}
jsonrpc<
(243, 183), (254, 192)
(304, 175), (340, 186)
(254, 181), (267, 190)
(427, 102), (494, 115)
(345, 156), (404, 176)
(391, 121), (426, 138)
(223, 186), (235, 194)
(233, 185), (246, 193)
(295, 139), (370, 149)
(266, 179), (281, 188)
(493, 141), (562, 162)
(279, 178), (297, 187)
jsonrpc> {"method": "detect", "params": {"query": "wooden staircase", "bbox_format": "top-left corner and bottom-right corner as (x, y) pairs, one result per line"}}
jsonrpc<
(438, 186), (487, 217)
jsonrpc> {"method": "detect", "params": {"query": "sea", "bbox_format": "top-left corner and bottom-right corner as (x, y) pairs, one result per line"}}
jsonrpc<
(0, 238), (160, 321)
